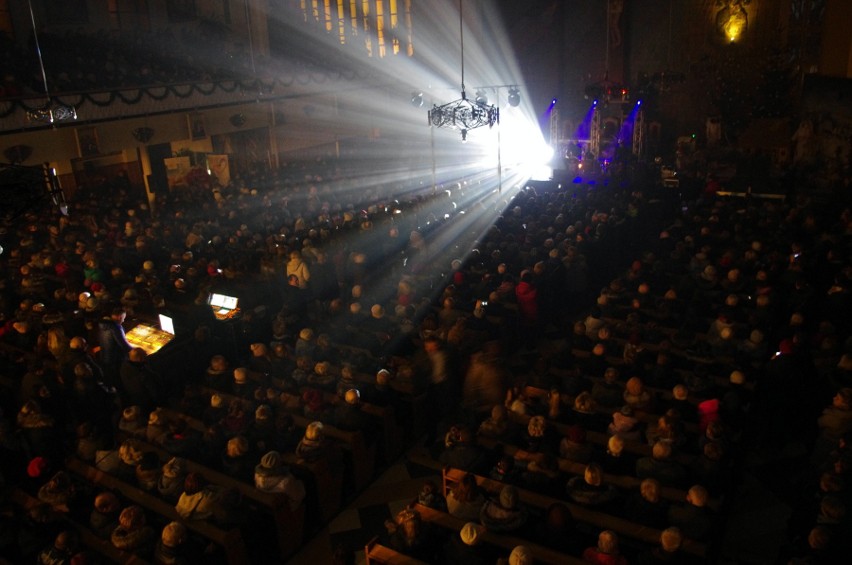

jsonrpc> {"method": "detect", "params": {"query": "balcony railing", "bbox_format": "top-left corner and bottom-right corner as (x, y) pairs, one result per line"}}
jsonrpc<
(0, 69), (370, 134)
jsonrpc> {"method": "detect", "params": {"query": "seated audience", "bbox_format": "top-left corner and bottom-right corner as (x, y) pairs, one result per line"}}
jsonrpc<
(582, 529), (629, 565)
(479, 485), (529, 533)
(667, 485), (715, 541)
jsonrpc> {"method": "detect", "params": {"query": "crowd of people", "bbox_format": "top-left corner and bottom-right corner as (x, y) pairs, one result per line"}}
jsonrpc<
(0, 147), (851, 564)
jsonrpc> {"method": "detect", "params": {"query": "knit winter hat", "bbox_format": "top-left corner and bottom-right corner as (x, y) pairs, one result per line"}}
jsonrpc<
(119, 505), (146, 530)
(508, 545), (532, 565)
(344, 388), (360, 405)
(260, 450), (281, 470)
(208, 355), (228, 374)
(27, 456), (49, 478)
(161, 522), (187, 548)
(162, 457), (186, 479)
(459, 522), (483, 546)
(701, 265), (718, 281)
(119, 440), (143, 466)
(305, 421), (324, 441)
(509, 399), (527, 415)
(226, 436), (249, 457)
(499, 485), (519, 510)
(122, 406), (142, 423)
(376, 369), (391, 385)
(94, 491), (120, 513)
(527, 416), (546, 438)
(148, 409), (165, 426)
(255, 404), (273, 421)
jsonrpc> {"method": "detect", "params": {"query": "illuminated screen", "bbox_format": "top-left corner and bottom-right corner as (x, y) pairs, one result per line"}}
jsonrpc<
(209, 293), (238, 310)
(158, 314), (175, 335)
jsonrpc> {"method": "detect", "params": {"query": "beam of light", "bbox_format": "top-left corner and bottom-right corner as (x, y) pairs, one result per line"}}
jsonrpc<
(466, 103), (551, 182)
(251, 1), (544, 179)
(574, 102), (597, 141)
(212, 0), (551, 299)
(616, 101), (642, 153)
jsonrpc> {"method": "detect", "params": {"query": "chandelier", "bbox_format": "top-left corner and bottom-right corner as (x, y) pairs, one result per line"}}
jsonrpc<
(428, 95), (499, 141)
(26, 103), (77, 124)
(427, 0), (498, 141)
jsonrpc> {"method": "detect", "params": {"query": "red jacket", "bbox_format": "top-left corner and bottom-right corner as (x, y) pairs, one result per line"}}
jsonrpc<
(515, 281), (538, 323)
(582, 547), (629, 565)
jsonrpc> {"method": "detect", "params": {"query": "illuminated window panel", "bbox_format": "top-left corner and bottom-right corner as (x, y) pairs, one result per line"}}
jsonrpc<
(350, 0), (359, 37)
(389, 0), (399, 55)
(337, 0), (346, 43)
(405, 0), (414, 56)
(362, 0), (372, 57)
(324, 0), (333, 31)
(376, 0), (386, 57)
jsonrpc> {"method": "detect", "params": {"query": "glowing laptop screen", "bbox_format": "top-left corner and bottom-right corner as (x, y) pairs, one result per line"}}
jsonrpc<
(209, 293), (238, 310)
(158, 314), (175, 336)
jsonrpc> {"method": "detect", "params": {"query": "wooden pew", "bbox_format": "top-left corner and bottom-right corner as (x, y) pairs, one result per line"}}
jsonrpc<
(364, 536), (430, 565)
(300, 385), (405, 463)
(9, 488), (152, 565)
(413, 503), (587, 565)
(440, 468), (708, 560)
(155, 404), (343, 523)
(472, 437), (721, 511)
(114, 430), (307, 560)
(506, 408), (697, 466)
(289, 413), (375, 491)
(65, 457), (249, 565)
(199, 385), (376, 491)
(522, 385), (701, 436)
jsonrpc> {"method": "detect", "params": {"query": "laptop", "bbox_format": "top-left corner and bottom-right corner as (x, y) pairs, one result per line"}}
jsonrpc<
(126, 315), (175, 356)
(208, 293), (239, 319)
(158, 314), (176, 336)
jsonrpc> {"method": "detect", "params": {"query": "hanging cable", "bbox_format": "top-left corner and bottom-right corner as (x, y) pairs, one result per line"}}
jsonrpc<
(459, 0), (465, 98)
(27, 0), (50, 98)
(245, 0), (257, 76)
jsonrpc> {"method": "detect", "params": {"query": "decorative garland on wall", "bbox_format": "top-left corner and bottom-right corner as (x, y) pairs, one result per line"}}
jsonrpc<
(0, 70), (368, 119)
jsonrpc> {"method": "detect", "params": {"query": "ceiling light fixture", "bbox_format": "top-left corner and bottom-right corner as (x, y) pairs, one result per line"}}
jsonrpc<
(507, 87), (521, 107)
(427, 0), (498, 141)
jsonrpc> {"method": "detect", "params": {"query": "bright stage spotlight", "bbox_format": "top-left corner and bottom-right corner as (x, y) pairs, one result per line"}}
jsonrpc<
(411, 92), (424, 107)
(470, 108), (551, 182)
(507, 88), (520, 107)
